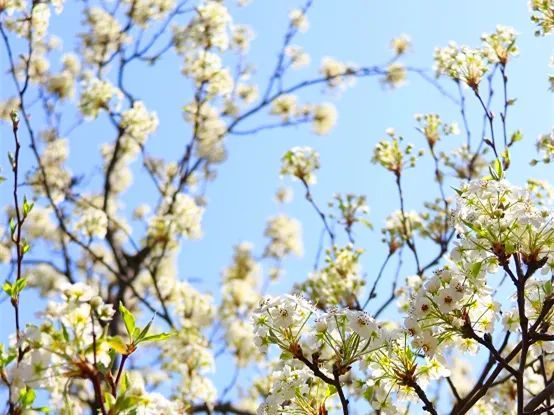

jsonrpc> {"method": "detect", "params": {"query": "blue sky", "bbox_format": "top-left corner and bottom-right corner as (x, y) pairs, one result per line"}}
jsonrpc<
(0, 0), (553, 411)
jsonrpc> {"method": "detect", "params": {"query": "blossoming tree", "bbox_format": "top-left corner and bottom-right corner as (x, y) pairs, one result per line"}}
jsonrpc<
(0, 0), (553, 414)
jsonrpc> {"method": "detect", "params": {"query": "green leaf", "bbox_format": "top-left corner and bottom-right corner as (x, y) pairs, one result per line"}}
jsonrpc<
(3, 282), (12, 297)
(469, 261), (483, 279)
(114, 395), (142, 412)
(359, 218), (373, 229)
(15, 278), (27, 294)
(488, 159), (504, 181)
(406, 346), (414, 360)
(326, 384), (337, 397)
(22, 196), (34, 218)
(4, 278), (27, 299)
(21, 240), (30, 254)
(363, 385), (374, 402)
(461, 218), (481, 233)
(31, 407), (50, 413)
(451, 186), (463, 197)
(120, 373), (129, 395)
(19, 387), (35, 407)
(61, 323), (70, 342)
(135, 314), (156, 343)
(107, 336), (128, 354)
(139, 332), (172, 344)
(9, 218), (16, 236)
(501, 149), (511, 171)
(3, 350), (16, 366)
(545, 280), (553, 296)
(103, 391), (116, 409)
(119, 302), (136, 338)
(510, 130), (523, 144)
(8, 152), (15, 170)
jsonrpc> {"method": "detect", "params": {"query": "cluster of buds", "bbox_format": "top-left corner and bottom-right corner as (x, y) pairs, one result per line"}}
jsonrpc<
(372, 129), (423, 176)
(414, 113), (459, 149)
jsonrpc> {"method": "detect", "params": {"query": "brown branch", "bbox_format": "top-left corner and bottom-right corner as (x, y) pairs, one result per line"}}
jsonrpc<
(408, 380), (438, 415)
(300, 178), (335, 244)
(293, 348), (349, 415)
(190, 402), (254, 415)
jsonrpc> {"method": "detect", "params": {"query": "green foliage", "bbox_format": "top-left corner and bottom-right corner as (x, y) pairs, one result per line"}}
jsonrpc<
(116, 302), (172, 355)
(3, 278), (27, 300)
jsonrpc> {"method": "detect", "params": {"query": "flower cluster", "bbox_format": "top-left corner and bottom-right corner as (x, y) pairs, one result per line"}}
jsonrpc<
(219, 243), (262, 366)
(147, 193), (204, 246)
(382, 210), (424, 251)
(530, 0), (554, 36)
(481, 25), (519, 65)
(173, 0), (231, 52)
(80, 7), (129, 64)
(434, 43), (488, 90)
(435, 26), (518, 89)
(159, 328), (217, 404)
(329, 193), (371, 236)
(320, 57), (355, 89)
(263, 215), (303, 259)
(502, 278), (554, 335)
(527, 178), (554, 206)
(390, 34), (411, 55)
(382, 63), (407, 88)
(270, 94), (298, 121)
(10, 38), (52, 85)
(533, 129), (554, 164)
(4, 2), (52, 40)
(183, 102), (227, 163)
(0, 97), (20, 121)
(231, 24), (254, 53)
(146, 279), (218, 405)
(269, 98), (337, 135)
(182, 50), (234, 98)
(280, 146), (320, 185)
(362, 332), (450, 413)
(125, 0), (174, 27)
(256, 364), (316, 415)
(451, 178), (554, 268)
(406, 268), (499, 357)
(170, 0), (236, 164)
(97, 101), (161, 197)
(297, 245), (365, 308)
(289, 8), (309, 32)
(236, 83), (259, 103)
(285, 45), (310, 69)
(275, 186), (293, 204)
(79, 77), (122, 119)
(251, 294), (450, 413)
(439, 144), (487, 180)
(120, 101), (159, 146)
(252, 294), (382, 359)
(1, 282), (116, 413)
(74, 206), (109, 239)
(28, 133), (71, 203)
(312, 103), (338, 135)
(46, 54), (81, 100)
(418, 198), (453, 243)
